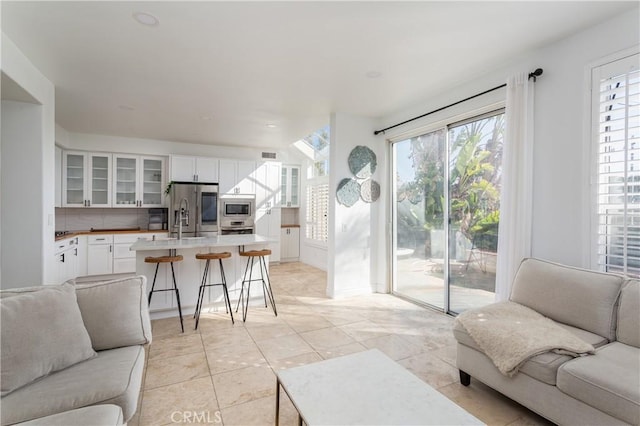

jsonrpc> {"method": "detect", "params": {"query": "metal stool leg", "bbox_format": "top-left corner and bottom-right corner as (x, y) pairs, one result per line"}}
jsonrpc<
(260, 255), (277, 316)
(235, 253), (252, 314)
(219, 258), (234, 324)
(194, 259), (210, 329)
(170, 261), (184, 333)
(148, 263), (160, 305)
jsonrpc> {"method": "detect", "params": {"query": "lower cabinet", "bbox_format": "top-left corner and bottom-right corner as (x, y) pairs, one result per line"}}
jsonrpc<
(87, 235), (114, 275)
(280, 227), (300, 261)
(53, 236), (80, 284)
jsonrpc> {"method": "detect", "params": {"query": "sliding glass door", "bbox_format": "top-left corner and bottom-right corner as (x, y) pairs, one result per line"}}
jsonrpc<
(391, 111), (504, 314)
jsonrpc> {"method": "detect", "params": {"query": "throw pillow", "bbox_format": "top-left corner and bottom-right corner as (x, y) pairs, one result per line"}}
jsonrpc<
(1, 283), (96, 396)
(74, 275), (152, 350)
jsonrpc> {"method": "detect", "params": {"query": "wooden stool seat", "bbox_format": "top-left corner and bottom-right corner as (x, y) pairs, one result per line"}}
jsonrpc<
(145, 255), (184, 263)
(239, 249), (272, 257)
(196, 252), (232, 261)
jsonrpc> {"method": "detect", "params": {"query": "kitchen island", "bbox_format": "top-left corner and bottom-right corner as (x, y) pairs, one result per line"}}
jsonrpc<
(130, 234), (275, 319)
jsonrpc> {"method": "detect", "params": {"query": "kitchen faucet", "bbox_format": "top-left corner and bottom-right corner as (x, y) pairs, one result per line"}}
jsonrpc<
(178, 197), (189, 240)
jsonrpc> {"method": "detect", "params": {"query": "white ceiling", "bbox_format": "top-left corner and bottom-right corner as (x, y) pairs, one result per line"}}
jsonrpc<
(1, 1), (636, 149)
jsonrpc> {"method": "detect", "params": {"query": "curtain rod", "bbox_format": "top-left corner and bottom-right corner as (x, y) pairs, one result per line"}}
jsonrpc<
(373, 68), (543, 136)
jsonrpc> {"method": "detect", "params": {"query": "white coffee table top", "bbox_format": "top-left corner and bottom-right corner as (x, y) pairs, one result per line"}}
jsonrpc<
(276, 349), (484, 425)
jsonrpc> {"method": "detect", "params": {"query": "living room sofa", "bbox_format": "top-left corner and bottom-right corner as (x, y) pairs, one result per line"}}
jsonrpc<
(453, 258), (640, 425)
(0, 276), (152, 425)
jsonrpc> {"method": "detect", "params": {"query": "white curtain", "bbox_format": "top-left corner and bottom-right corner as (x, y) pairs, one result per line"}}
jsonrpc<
(495, 72), (535, 301)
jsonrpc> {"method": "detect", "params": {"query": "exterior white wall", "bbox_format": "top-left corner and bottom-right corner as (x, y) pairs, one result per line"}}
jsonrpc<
(1, 33), (56, 288)
(327, 113), (386, 298)
(376, 8), (639, 270)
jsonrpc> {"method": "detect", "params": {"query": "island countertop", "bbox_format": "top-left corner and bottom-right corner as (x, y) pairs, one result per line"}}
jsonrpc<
(129, 233), (275, 251)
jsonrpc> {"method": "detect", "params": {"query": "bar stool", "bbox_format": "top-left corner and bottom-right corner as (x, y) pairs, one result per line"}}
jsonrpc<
(194, 252), (234, 329)
(235, 249), (277, 322)
(145, 254), (184, 333)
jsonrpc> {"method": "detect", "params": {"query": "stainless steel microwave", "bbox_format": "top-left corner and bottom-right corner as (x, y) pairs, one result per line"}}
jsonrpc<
(219, 195), (255, 229)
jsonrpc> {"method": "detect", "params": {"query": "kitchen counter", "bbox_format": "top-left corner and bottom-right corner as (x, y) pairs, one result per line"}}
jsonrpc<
(129, 234), (275, 251)
(131, 233), (275, 320)
(55, 229), (164, 242)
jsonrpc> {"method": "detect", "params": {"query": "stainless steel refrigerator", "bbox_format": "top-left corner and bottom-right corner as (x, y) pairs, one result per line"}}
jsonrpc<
(169, 182), (219, 237)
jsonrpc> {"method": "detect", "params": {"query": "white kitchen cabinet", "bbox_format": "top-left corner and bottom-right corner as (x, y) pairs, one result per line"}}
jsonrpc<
(113, 155), (165, 207)
(170, 155), (219, 183)
(255, 161), (281, 209)
(87, 234), (113, 275)
(219, 159), (256, 195)
(281, 165), (300, 207)
(62, 151), (112, 207)
(255, 207), (281, 262)
(280, 227), (300, 261)
(53, 236), (80, 284)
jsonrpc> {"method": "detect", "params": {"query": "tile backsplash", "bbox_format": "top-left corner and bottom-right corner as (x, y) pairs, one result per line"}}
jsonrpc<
(56, 208), (151, 231)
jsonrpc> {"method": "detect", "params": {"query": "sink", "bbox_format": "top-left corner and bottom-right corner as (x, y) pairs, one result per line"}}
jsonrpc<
(155, 237), (176, 241)
(182, 237), (206, 240)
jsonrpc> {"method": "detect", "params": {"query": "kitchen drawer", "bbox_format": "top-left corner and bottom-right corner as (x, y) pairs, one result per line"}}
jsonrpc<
(54, 236), (78, 254)
(114, 243), (136, 259)
(88, 234), (114, 244)
(114, 233), (145, 244)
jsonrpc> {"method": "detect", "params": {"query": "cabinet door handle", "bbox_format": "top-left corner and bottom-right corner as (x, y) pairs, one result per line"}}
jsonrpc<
(61, 253), (65, 263)
(109, 245), (112, 253)
(95, 238), (106, 241)
(88, 200), (91, 207)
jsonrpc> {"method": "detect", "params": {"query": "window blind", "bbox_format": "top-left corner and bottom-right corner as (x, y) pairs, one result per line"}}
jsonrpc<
(306, 181), (329, 243)
(594, 53), (640, 277)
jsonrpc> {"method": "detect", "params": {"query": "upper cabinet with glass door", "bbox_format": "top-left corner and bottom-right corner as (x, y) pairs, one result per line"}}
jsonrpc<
(281, 165), (300, 207)
(62, 151), (112, 207)
(113, 155), (165, 207)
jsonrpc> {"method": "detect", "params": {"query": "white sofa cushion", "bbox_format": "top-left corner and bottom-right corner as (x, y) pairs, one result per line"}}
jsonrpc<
(0, 284), (96, 397)
(557, 342), (640, 425)
(0, 346), (145, 425)
(14, 405), (123, 426)
(510, 258), (623, 341)
(617, 279), (640, 348)
(74, 276), (152, 350)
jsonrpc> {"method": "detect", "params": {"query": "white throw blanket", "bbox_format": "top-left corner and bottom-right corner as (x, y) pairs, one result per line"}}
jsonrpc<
(455, 301), (595, 377)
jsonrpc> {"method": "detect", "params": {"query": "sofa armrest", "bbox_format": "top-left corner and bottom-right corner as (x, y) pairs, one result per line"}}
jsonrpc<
(74, 276), (152, 350)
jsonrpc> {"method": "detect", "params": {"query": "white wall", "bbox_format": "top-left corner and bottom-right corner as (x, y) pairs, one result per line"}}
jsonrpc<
(1, 33), (56, 288)
(61, 132), (298, 164)
(376, 8), (639, 270)
(327, 113), (386, 297)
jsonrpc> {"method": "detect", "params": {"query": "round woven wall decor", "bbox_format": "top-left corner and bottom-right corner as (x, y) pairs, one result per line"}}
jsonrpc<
(360, 179), (380, 203)
(336, 178), (360, 207)
(348, 146), (377, 179)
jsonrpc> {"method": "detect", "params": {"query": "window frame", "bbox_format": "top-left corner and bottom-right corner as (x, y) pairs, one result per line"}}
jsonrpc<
(589, 48), (640, 277)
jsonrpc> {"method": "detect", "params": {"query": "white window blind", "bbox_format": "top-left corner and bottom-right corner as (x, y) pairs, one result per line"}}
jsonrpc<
(306, 180), (329, 244)
(594, 53), (640, 277)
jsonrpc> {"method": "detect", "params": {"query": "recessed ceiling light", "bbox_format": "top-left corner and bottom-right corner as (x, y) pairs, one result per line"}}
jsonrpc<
(366, 71), (382, 79)
(133, 12), (159, 26)
(266, 124), (277, 129)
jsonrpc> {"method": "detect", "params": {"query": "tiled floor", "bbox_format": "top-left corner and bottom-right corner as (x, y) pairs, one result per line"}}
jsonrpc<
(131, 262), (553, 426)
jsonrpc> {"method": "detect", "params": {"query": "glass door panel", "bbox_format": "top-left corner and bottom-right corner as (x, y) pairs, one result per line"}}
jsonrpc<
(91, 155), (110, 206)
(115, 156), (137, 206)
(392, 129), (446, 309)
(391, 111), (503, 314)
(281, 167), (288, 206)
(448, 113), (503, 313)
(65, 154), (85, 205)
(290, 167), (299, 206)
(142, 158), (163, 205)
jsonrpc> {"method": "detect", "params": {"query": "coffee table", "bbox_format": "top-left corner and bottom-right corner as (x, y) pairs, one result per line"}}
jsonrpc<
(275, 349), (483, 425)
